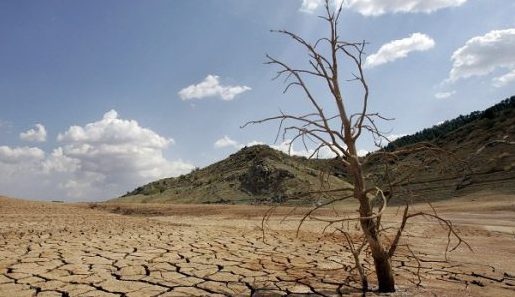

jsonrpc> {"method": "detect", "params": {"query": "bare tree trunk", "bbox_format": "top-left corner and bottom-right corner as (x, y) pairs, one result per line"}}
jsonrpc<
(373, 253), (395, 292)
(351, 156), (396, 292)
(361, 216), (395, 292)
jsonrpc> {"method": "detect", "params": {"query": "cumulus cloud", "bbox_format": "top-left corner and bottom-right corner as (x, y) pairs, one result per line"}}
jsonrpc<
(20, 123), (47, 142)
(357, 149), (369, 157)
(435, 91), (456, 99)
(0, 146), (45, 164)
(300, 0), (323, 13)
(387, 134), (407, 141)
(178, 75), (251, 101)
(299, 0), (467, 15)
(246, 140), (266, 147)
(214, 136), (358, 159)
(0, 110), (194, 201)
(214, 136), (312, 156)
(55, 110), (193, 198)
(271, 141), (370, 158)
(270, 140), (314, 157)
(343, 0), (467, 16)
(214, 136), (243, 149)
(448, 29), (515, 85)
(214, 137), (266, 151)
(0, 147), (50, 200)
(492, 69), (515, 88)
(41, 148), (80, 174)
(57, 110), (171, 148)
(268, 140), (336, 158)
(365, 33), (435, 68)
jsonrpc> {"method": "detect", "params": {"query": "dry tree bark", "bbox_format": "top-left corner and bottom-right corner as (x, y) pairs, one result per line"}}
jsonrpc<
(243, 0), (470, 293)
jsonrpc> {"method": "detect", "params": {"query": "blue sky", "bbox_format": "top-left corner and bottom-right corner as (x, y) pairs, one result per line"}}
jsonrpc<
(0, 0), (514, 201)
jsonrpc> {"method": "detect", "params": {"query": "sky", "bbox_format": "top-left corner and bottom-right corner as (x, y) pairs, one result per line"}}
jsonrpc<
(0, 0), (514, 201)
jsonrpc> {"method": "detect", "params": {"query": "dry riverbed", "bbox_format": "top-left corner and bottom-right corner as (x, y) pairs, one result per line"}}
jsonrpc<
(0, 193), (514, 296)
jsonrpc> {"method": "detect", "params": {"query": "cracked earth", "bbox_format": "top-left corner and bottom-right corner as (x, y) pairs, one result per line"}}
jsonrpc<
(1, 195), (514, 296)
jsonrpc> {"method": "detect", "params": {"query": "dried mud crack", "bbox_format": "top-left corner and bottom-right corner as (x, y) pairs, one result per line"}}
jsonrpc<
(1, 197), (513, 296)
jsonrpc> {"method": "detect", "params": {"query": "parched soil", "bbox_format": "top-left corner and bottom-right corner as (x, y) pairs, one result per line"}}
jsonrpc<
(0, 194), (514, 297)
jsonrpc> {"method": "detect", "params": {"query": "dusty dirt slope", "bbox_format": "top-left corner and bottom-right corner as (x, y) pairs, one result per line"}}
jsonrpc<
(0, 194), (514, 296)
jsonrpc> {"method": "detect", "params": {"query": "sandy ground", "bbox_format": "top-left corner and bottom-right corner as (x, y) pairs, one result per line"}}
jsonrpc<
(0, 193), (514, 296)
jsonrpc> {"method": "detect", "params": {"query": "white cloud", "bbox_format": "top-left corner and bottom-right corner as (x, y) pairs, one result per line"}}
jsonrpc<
(20, 123), (47, 142)
(365, 33), (435, 68)
(449, 29), (515, 84)
(492, 68), (515, 88)
(435, 91), (456, 99)
(0, 146), (45, 164)
(300, 0), (323, 13)
(57, 110), (171, 148)
(0, 147), (49, 200)
(214, 136), (243, 149)
(246, 140), (266, 147)
(344, 0), (467, 16)
(217, 136), (370, 162)
(56, 110), (193, 198)
(215, 136), (347, 159)
(357, 149), (369, 157)
(300, 0), (467, 15)
(41, 148), (80, 173)
(387, 134), (407, 141)
(178, 75), (251, 101)
(0, 110), (194, 201)
(271, 140), (366, 158)
(270, 140), (316, 157)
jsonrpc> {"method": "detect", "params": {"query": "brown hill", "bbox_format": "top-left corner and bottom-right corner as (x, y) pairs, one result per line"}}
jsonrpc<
(115, 96), (515, 204)
(365, 96), (515, 203)
(115, 145), (350, 204)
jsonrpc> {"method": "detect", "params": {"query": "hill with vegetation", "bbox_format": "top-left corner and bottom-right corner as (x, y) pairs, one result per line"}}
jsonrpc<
(386, 96), (514, 150)
(115, 96), (515, 204)
(115, 145), (350, 204)
(366, 95), (515, 202)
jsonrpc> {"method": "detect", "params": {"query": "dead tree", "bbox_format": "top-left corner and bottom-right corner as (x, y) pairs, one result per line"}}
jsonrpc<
(243, 1), (470, 292)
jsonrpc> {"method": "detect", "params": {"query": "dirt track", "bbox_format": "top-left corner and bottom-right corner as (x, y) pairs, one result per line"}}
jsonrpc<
(0, 195), (514, 296)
